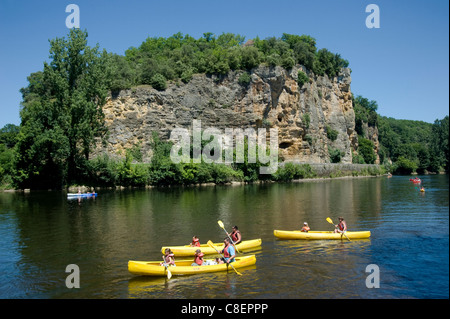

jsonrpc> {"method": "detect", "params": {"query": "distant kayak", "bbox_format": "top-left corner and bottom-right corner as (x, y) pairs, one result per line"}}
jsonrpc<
(67, 192), (97, 199)
(274, 230), (371, 240)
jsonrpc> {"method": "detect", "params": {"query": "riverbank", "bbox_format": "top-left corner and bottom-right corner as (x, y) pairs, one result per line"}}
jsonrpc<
(1, 162), (388, 192)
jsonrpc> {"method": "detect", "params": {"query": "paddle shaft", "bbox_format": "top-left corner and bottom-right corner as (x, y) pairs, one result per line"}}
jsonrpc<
(162, 256), (172, 279)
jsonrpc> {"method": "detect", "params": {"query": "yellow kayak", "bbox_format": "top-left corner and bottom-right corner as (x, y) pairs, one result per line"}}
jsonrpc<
(161, 238), (262, 256)
(274, 230), (371, 240)
(128, 255), (256, 276)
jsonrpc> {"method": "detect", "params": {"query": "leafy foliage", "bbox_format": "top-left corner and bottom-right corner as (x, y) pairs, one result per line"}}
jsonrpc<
(14, 29), (109, 189)
(297, 70), (309, 88)
(358, 137), (377, 164)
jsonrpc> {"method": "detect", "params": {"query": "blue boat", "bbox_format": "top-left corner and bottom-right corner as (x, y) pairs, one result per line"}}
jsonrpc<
(67, 192), (97, 199)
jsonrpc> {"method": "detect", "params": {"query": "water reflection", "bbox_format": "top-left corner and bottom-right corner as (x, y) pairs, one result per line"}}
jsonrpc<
(127, 265), (257, 299)
(0, 175), (448, 298)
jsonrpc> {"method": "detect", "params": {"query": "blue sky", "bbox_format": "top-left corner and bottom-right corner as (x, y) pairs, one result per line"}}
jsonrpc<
(0, 0), (448, 128)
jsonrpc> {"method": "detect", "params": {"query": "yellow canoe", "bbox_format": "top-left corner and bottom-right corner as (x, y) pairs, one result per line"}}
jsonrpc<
(161, 238), (262, 256)
(274, 230), (371, 240)
(128, 255), (256, 276)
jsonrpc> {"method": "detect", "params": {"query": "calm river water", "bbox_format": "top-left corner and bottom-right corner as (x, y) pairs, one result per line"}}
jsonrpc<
(0, 175), (448, 299)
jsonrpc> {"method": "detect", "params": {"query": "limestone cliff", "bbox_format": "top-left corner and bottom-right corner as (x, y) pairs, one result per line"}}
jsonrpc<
(98, 65), (374, 164)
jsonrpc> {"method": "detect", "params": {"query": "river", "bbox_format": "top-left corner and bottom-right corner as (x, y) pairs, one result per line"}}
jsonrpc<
(0, 175), (448, 299)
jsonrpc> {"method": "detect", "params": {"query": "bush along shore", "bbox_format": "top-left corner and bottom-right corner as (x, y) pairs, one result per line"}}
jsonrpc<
(59, 134), (387, 191)
(63, 154), (387, 191)
(63, 162), (386, 192)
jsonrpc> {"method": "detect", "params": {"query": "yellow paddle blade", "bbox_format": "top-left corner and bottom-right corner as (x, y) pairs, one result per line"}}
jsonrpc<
(167, 268), (172, 279)
(326, 217), (333, 224)
(207, 240), (219, 252)
(217, 220), (225, 229)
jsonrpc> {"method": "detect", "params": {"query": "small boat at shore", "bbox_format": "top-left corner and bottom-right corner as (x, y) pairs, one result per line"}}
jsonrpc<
(161, 238), (262, 256)
(274, 230), (371, 240)
(128, 255), (256, 276)
(67, 192), (97, 199)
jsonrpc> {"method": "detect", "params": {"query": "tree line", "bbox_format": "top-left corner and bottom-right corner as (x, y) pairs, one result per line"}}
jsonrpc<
(0, 29), (448, 189)
(106, 31), (349, 91)
(353, 94), (448, 174)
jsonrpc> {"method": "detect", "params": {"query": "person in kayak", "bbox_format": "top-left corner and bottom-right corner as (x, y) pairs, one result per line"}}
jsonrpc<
(220, 238), (236, 264)
(161, 248), (175, 267)
(334, 217), (347, 233)
(189, 235), (201, 247)
(191, 249), (204, 266)
(228, 226), (242, 245)
(301, 222), (310, 232)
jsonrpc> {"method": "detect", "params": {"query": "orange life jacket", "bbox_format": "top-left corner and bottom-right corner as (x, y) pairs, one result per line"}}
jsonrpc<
(231, 231), (240, 243)
(194, 252), (204, 265)
(223, 244), (231, 258)
(191, 238), (200, 247)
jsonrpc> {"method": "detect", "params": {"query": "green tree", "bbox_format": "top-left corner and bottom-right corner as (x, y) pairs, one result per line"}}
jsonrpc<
(297, 71), (309, 88)
(429, 116), (449, 172)
(14, 29), (109, 189)
(358, 137), (376, 164)
(151, 73), (167, 91)
(393, 156), (418, 175)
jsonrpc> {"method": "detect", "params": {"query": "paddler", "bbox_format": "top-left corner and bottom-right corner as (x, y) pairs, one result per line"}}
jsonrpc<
(160, 248), (175, 267)
(333, 217), (347, 233)
(228, 225), (242, 245)
(220, 238), (236, 264)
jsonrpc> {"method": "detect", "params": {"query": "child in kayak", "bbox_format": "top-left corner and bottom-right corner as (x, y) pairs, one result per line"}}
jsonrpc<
(160, 248), (175, 267)
(191, 249), (204, 266)
(189, 235), (201, 247)
(301, 222), (310, 232)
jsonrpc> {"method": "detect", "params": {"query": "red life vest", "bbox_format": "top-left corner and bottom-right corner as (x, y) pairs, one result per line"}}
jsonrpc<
(223, 244), (230, 258)
(191, 238), (200, 247)
(231, 231), (240, 243)
(194, 252), (204, 265)
(338, 222), (345, 231)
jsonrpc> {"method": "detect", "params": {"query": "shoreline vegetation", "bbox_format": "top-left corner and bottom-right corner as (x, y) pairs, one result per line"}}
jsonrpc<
(0, 30), (448, 191)
(2, 163), (388, 193)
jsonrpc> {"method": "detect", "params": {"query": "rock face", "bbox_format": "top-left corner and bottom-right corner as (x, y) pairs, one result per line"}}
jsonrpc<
(98, 65), (372, 164)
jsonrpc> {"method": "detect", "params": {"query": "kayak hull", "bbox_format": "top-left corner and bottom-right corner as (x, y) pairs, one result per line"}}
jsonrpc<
(67, 193), (97, 198)
(274, 230), (371, 240)
(161, 238), (262, 256)
(128, 255), (256, 276)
